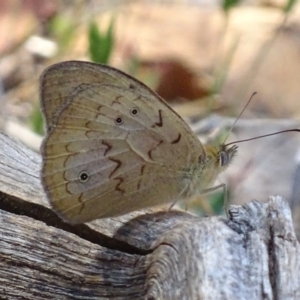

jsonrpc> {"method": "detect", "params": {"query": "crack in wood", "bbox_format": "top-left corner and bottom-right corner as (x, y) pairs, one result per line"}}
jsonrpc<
(0, 192), (151, 256)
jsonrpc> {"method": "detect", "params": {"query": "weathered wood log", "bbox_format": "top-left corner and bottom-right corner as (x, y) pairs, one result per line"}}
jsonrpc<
(0, 132), (299, 300)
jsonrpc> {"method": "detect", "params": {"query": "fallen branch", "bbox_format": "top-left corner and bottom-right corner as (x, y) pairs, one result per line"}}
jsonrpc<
(0, 132), (299, 299)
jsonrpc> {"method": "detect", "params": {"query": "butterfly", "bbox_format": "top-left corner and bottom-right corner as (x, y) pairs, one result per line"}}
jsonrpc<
(40, 61), (237, 224)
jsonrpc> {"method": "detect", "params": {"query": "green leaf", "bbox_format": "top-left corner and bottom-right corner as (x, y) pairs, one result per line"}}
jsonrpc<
(30, 105), (44, 135)
(49, 15), (75, 50)
(222, 0), (242, 13)
(88, 18), (115, 64)
(284, 0), (297, 13)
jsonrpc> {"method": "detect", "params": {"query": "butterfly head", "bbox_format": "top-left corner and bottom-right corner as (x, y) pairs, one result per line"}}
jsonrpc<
(218, 144), (238, 170)
(201, 143), (238, 173)
(183, 143), (238, 197)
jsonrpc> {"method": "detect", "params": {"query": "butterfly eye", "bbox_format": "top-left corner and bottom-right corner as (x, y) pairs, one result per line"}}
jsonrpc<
(79, 171), (90, 183)
(219, 151), (229, 167)
(115, 117), (123, 125)
(130, 108), (139, 116)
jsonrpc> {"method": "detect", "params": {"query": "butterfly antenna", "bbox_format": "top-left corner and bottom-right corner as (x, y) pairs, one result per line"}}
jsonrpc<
(225, 129), (300, 147)
(222, 92), (257, 145)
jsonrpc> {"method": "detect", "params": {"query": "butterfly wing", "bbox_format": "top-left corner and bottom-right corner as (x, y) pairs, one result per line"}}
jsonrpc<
(41, 61), (205, 223)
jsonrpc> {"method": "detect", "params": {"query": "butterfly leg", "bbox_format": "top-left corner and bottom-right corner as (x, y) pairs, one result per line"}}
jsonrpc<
(184, 202), (189, 212)
(167, 183), (229, 217)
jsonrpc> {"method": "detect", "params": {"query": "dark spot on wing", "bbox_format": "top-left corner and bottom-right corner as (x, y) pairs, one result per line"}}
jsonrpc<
(171, 133), (181, 144)
(109, 157), (122, 179)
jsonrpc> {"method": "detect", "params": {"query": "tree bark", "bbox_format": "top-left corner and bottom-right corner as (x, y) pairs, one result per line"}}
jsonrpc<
(0, 132), (299, 300)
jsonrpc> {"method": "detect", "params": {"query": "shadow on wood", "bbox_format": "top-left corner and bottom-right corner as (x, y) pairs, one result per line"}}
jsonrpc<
(0, 132), (299, 299)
